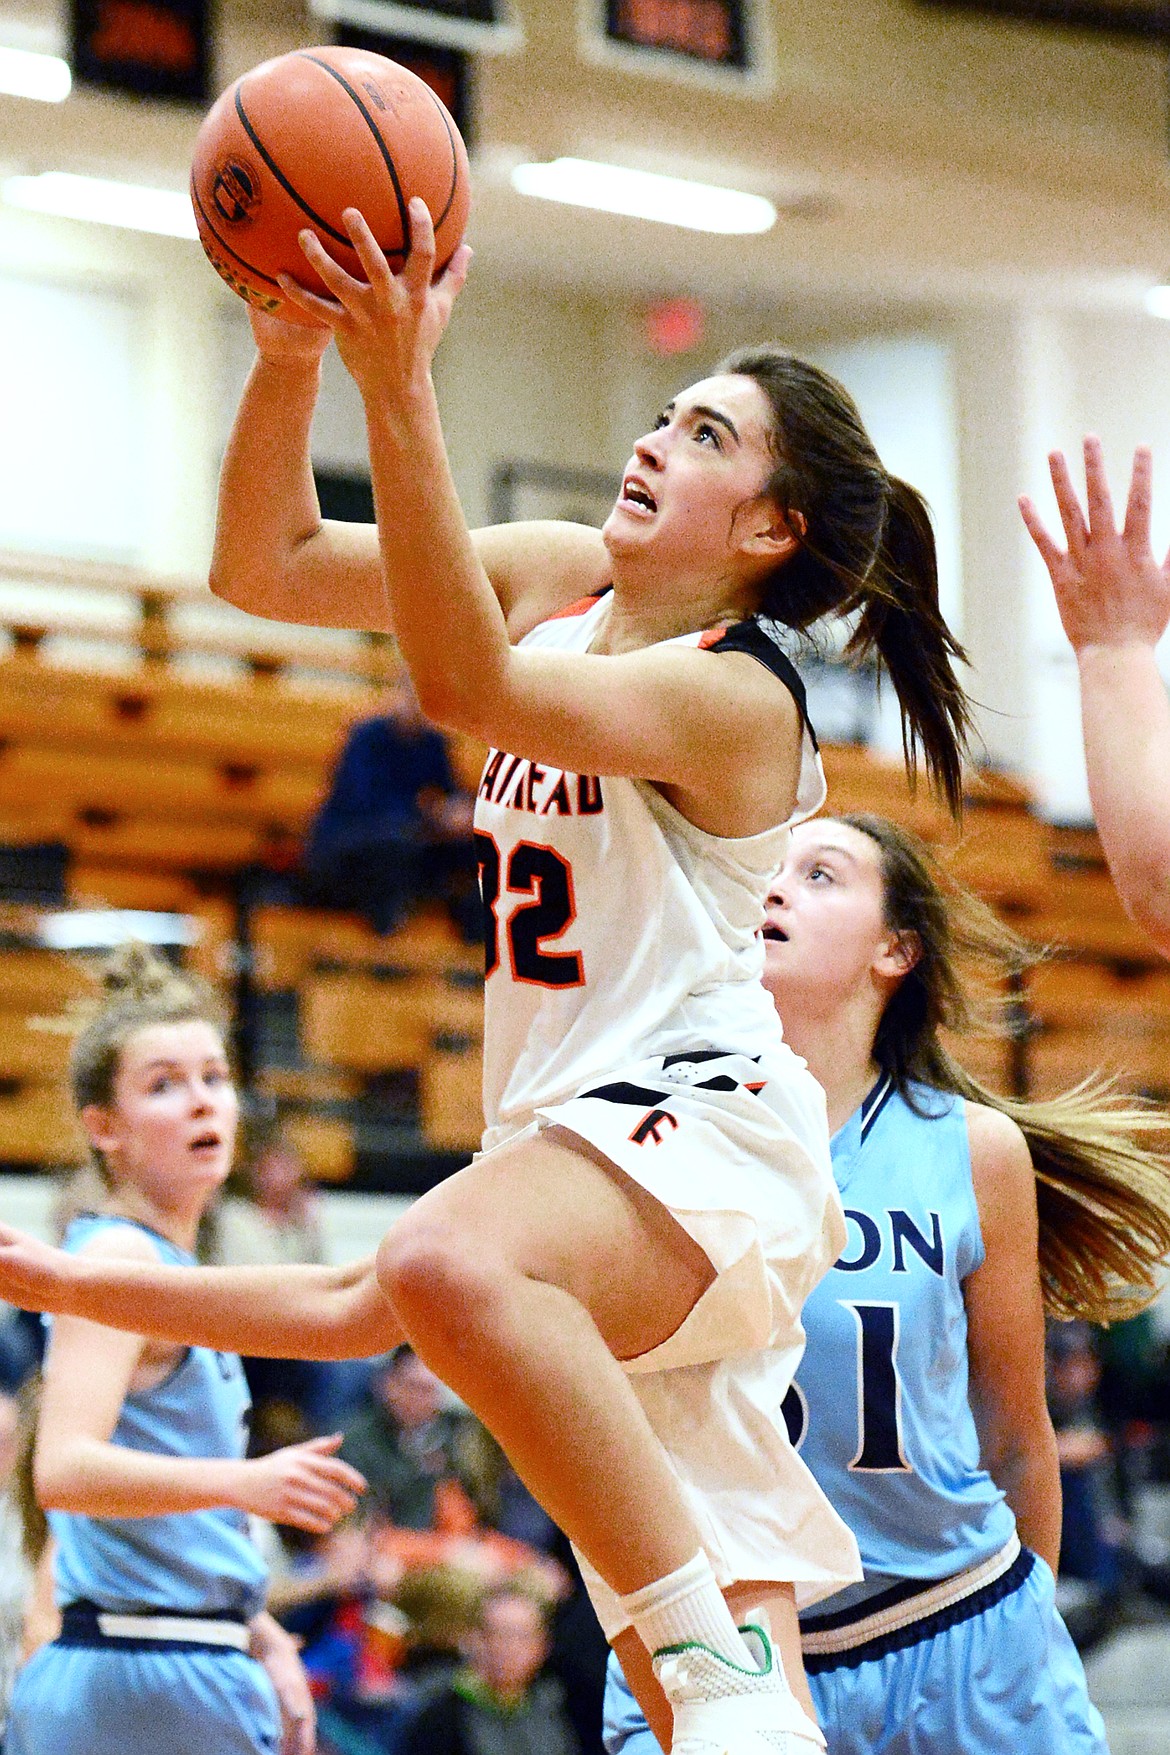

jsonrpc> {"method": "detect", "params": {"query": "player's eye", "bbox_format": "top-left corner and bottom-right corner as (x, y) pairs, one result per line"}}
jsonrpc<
(695, 422), (721, 448)
(807, 864), (833, 883)
(653, 411), (670, 431)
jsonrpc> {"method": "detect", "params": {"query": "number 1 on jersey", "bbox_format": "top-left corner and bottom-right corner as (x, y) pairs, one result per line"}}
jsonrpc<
(475, 831), (585, 989)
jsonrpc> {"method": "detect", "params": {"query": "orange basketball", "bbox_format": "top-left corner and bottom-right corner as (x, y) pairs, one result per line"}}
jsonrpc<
(190, 46), (471, 326)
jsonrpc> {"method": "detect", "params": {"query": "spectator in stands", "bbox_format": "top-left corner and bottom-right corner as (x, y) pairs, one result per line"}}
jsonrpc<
(1021, 439), (1170, 958)
(0, 1309), (38, 1393)
(400, 1583), (579, 1755)
(215, 1112), (326, 1272)
(340, 1346), (471, 1530)
(340, 1349), (569, 1614)
(266, 1515), (413, 1752)
(210, 1112), (329, 1428)
(302, 672), (480, 942)
(1046, 1322), (1125, 1647)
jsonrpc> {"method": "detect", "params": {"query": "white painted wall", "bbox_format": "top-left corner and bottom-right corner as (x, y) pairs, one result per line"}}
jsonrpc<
(4, 190), (1170, 825)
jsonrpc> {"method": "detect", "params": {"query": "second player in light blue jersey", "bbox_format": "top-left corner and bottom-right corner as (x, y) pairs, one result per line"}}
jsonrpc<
(606, 812), (1170, 1754)
(6, 944), (364, 1755)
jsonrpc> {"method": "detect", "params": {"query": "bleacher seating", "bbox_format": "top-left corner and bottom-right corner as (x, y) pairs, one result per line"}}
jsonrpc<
(1, 550), (1169, 1188)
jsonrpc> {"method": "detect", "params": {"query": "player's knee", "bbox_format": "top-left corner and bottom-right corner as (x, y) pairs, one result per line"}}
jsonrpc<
(375, 1219), (496, 1334)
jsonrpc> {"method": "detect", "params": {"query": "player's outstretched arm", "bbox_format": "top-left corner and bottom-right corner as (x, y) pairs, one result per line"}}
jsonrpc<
(1021, 439), (1170, 959)
(0, 1225), (401, 1361)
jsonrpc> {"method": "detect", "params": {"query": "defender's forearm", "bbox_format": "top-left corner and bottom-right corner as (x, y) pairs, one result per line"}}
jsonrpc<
(60, 1255), (399, 1361)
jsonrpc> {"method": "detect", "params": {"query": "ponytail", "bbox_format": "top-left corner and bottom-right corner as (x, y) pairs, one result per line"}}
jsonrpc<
(847, 479), (973, 818)
(717, 346), (973, 817)
(11, 1371), (49, 1565)
(843, 812), (1170, 1323)
(931, 1060), (1170, 1323)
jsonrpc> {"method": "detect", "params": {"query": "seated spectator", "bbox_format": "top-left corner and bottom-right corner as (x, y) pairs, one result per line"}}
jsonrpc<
(1046, 1321), (1127, 1646)
(302, 673), (479, 941)
(0, 1309), (38, 1394)
(340, 1350), (568, 1603)
(400, 1584), (579, 1755)
(340, 1347), (479, 1529)
(266, 1516), (413, 1754)
(214, 1112), (326, 1270)
(209, 1112), (329, 1424)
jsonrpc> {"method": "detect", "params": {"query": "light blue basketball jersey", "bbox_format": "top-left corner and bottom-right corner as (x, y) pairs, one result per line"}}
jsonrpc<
(788, 1078), (1016, 1615)
(47, 1214), (268, 1618)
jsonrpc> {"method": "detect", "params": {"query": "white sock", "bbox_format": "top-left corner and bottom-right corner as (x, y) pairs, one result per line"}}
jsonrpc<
(619, 1551), (757, 1669)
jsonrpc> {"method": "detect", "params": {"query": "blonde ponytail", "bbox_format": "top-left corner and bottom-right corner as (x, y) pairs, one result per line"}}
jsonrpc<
(843, 814), (1170, 1324)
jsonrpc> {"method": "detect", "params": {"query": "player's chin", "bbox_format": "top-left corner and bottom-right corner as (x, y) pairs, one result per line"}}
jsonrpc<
(601, 504), (658, 550)
(761, 938), (789, 980)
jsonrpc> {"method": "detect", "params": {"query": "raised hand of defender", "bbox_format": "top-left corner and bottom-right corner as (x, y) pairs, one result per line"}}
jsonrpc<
(278, 198), (471, 402)
(1019, 438), (1170, 654)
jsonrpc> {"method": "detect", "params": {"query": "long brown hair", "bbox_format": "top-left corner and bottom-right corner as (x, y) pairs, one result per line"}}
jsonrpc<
(718, 347), (973, 816)
(843, 812), (1170, 1323)
(11, 1371), (48, 1564)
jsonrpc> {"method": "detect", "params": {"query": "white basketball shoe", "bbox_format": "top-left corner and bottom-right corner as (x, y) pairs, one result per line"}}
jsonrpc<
(653, 1624), (825, 1755)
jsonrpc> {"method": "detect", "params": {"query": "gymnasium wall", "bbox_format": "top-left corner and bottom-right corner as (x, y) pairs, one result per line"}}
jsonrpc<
(2, 0), (1170, 821)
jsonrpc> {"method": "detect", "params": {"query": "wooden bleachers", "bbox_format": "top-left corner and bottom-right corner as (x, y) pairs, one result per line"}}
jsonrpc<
(250, 905), (485, 1156)
(1, 548), (1169, 1178)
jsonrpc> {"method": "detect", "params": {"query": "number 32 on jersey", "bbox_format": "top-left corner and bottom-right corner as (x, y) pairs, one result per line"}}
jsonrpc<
(474, 831), (585, 989)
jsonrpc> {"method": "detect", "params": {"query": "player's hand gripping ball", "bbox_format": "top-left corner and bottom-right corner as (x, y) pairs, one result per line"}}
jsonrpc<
(191, 46), (471, 326)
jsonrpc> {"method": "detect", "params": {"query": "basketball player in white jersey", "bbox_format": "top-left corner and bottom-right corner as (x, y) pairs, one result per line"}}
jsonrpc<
(0, 203), (975, 1755)
(1021, 439), (1170, 958)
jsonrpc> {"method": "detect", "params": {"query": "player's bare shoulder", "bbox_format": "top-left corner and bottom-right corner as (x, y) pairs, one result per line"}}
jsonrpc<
(965, 1102), (1037, 1236)
(473, 521), (611, 641)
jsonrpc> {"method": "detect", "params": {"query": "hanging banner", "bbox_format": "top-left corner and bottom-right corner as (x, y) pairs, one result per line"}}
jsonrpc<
(920, 0), (1170, 35)
(70, 0), (209, 102)
(605, 0), (751, 66)
(310, 0), (521, 54)
(335, 24), (473, 139)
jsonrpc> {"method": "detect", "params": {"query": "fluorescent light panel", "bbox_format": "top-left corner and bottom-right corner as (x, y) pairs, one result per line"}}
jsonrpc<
(0, 45), (71, 102)
(1146, 285), (1170, 321)
(2, 171), (197, 238)
(39, 911), (199, 951)
(511, 157), (776, 235)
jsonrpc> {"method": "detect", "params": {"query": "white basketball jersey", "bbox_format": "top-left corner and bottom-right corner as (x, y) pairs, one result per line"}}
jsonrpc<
(475, 590), (826, 1148)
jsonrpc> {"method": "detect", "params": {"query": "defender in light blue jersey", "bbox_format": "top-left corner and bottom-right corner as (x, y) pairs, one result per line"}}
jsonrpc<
(6, 946), (364, 1755)
(607, 814), (1170, 1754)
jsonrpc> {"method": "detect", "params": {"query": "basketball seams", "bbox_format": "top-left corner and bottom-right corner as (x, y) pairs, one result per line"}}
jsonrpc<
(422, 86), (461, 232)
(234, 85), (355, 250)
(298, 52), (412, 262)
(191, 177), (283, 289)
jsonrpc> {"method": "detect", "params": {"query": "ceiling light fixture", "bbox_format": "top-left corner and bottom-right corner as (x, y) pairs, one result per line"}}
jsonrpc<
(2, 171), (198, 238)
(0, 45), (71, 103)
(510, 157), (776, 235)
(1145, 284), (1170, 321)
